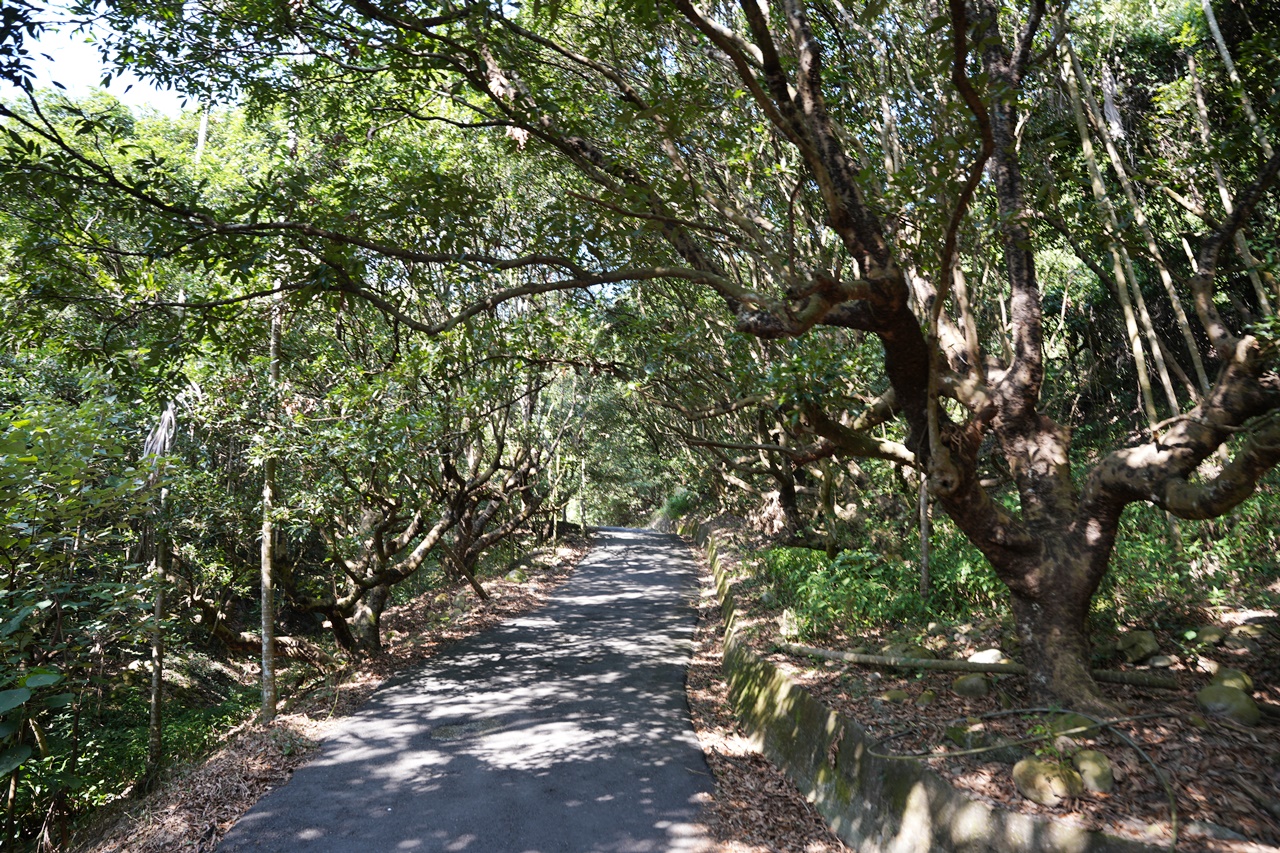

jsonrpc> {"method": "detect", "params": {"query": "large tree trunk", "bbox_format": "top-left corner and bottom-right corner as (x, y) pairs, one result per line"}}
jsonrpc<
(349, 583), (390, 656)
(948, 537), (1116, 712)
(325, 606), (358, 654)
(776, 470), (803, 537)
(454, 553), (490, 601)
(1010, 574), (1103, 711)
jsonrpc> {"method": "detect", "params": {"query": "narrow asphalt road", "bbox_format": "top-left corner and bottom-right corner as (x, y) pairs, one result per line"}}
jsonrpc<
(219, 528), (714, 853)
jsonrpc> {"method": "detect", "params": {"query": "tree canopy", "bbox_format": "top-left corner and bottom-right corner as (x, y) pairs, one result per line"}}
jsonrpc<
(1, 0), (1279, 840)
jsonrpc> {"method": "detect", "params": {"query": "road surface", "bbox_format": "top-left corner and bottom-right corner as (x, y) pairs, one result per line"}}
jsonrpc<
(219, 528), (714, 852)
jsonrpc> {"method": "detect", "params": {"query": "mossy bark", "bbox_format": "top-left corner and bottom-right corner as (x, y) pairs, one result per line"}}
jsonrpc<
(349, 583), (391, 656)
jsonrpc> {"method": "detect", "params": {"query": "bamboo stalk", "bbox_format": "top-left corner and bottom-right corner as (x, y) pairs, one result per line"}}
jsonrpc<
(1062, 51), (1161, 425)
(1201, 0), (1273, 159)
(1188, 55), (1275, 313)
(1068, 41), (1212, 395)
(145, 560), (166, 781)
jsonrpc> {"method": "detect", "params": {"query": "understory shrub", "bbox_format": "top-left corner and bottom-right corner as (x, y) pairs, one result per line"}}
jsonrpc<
(754, 537), (1004, 639)
(9, 678), (258, 847)
(1094, 497), (1280, 630)
(659, 488), (698, 521)
(752, 482), (1280, 643)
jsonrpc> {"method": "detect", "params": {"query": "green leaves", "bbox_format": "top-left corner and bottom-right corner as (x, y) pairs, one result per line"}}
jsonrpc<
(0, 598), (28, 632)
(0, 688), (31, 716)
(0, 744), (32, 776)
(0, 388), (149, 580)
(0, 359), (158, 833)
(22, 671), (62, 689)
(1247, 314), (1280, 345)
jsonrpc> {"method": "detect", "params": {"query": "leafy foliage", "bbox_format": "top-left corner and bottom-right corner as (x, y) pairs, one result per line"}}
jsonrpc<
(755, 540), (1004, 639)
(0, 362), (161, 842)
(0, 0), (1277, 838)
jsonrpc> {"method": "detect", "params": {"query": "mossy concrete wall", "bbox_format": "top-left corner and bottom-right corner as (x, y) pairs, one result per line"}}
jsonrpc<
(681, 522), (1161, 853)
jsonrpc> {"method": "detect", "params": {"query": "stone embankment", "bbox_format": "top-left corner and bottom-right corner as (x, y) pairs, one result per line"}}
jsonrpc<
(681, 520), (1164, 853)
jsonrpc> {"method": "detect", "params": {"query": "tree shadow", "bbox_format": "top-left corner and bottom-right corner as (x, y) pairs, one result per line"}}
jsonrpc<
(218, 529), (714, 853)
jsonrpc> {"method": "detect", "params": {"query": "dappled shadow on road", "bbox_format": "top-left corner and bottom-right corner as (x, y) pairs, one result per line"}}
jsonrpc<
(219, 529), (713, 853)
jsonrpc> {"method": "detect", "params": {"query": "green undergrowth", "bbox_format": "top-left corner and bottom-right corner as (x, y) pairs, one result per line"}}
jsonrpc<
(81, 682), (257, 790)
(8, 654), (261, 851)
(389, 563), (448, 606)
(1097, 496), (1280, 627)
(751, 532), (1003, 640)
(660, 488), (699, 521)
(750, 495), (1280, 645)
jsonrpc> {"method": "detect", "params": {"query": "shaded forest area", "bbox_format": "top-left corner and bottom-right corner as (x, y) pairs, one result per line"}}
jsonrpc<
(1, 0), (1278, 847)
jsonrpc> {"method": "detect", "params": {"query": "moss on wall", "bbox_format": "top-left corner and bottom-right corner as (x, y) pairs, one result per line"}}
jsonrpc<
(687, 524), (1161, 853)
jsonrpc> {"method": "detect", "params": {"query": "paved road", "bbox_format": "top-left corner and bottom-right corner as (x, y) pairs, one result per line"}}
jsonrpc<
(219, 528), (714, 853)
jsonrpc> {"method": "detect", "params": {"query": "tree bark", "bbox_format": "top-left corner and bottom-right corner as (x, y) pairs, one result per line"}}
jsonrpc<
(144, 541), (169, 784)
(579, 458), (588, 529)
(326, 607), (358, 654)
(260, 296), (282, 723)
(448, 539), (491, 602)
(349, 583), (390, 656)
(776, 466), (803, 537)
(918, 475), (930, 597)
(460, 562), (490, 601)
(5, 765), (17, 848)
(1010, 583), (1102, 709)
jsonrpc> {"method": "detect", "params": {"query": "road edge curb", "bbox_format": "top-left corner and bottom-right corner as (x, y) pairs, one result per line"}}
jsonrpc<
(679, 520), (1163, 853)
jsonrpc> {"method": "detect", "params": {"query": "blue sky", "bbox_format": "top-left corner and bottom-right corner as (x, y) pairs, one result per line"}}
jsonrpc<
(7, 23), (189, 116)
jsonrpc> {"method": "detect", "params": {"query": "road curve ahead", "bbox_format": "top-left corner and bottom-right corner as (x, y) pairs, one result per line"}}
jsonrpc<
(219, 528), (714, 853)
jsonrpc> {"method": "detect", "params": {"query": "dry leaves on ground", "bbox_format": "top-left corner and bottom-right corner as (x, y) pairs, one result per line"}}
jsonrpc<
(71, 537), (589, 853)
(684, 545), (853, 853)
(762, 624), (1280, 853)
(708, 533), (1280, 853)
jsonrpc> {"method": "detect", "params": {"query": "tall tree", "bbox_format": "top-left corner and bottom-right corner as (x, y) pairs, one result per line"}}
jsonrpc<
(12, 0), (1280, 710)
(259, 296), (281, 723)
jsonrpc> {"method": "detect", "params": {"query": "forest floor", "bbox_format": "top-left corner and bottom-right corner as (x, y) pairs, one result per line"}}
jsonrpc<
(684, 553), (854, 852)
(71, 530), (848, 853)
(705, 523), (1280, 853)
(73, 521), (1273, 853)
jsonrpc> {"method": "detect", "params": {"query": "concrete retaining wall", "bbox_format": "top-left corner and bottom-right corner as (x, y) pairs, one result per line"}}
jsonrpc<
(681, 521), (1161, 853)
